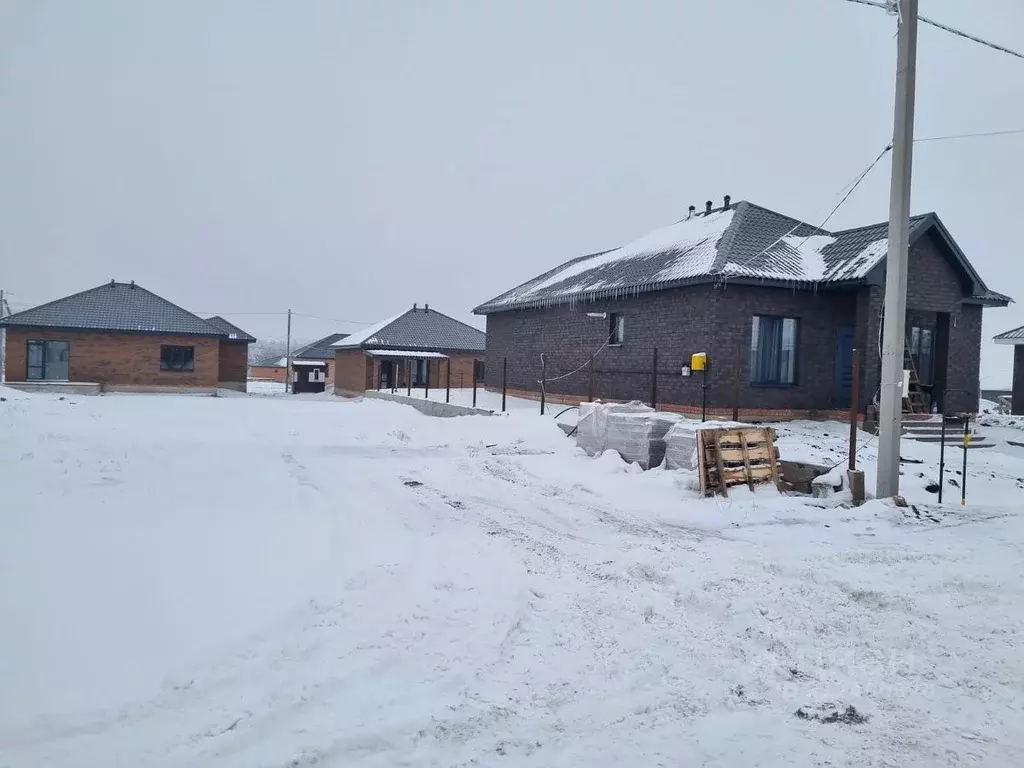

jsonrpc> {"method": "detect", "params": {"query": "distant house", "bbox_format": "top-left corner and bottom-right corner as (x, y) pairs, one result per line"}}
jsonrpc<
(0, 280), (256, 393)
(993, 324), (1024, 415)
(203, 316), (257, 391)
(332, 304), (485, 396)
(475, 199), (1010, 419)
(249, 333), (349, 384)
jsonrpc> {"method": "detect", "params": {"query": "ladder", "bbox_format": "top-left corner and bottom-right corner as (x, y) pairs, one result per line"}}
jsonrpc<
(902, 339), (928, 415)
(697, 427), (784, 497)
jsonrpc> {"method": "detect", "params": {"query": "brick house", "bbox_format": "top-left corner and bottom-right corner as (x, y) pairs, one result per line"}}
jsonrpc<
(203, 316), (257, 391)
(332, 304), (485, 397)
(0, 281), (256, 393)
(250, 333), (349, 384)
(993, 324), (1024, 415)
(474, 199), (1010, 420)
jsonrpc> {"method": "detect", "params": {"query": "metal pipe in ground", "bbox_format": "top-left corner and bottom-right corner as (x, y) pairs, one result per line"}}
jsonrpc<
(502, 357), (507, 412)
(540, 354), (547, 415)
(472, 360), (478, 408)
(446, 360), (451, 404)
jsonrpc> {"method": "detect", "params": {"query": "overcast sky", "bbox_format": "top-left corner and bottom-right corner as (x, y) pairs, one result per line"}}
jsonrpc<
(2, 0), (1022, 385)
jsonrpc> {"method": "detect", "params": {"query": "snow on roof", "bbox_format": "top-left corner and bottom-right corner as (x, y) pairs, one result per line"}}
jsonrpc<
(291, 359), (326, 366)
(331, 311), (408, 349)
(366, 350), (449, 359)
(475, 203), (1009, 313)
(724, 234), (836, 282)
(486, 209), (735, 310)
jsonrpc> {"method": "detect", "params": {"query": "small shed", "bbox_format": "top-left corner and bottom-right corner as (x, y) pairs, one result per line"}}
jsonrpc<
(291, 360), (328, 394)
(993, 325), (1024, 415)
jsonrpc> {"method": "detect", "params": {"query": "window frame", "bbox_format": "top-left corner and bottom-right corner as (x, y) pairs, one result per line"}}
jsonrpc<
(26, 339), (71, 381)
(159, 345), (196, 373)
(608, 312), (625, 345)
(412, 358), (429, 386)
(749, 314), (800, 387)
(910, 325), (934, 386)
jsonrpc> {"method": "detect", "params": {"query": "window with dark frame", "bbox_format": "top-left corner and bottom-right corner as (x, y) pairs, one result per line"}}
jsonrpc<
(160, 345), (195, 372)
(608, 312), (625, 345)
(26, 339), (70, 381)
(750, 315), (799, 385)
(909, 325), (934, 385)
(412, 358), (429, 386)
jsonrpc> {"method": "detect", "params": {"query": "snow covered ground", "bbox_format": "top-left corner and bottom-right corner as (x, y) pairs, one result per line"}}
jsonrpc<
(2, 387), (1024, 767)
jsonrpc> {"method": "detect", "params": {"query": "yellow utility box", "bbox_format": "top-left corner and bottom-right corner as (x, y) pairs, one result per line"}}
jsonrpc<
(691, 352), (707, 372)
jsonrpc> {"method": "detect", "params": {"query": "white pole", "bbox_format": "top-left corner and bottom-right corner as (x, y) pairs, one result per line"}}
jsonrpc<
(285, 308), (292, 394)
(877, 0), (919, 498)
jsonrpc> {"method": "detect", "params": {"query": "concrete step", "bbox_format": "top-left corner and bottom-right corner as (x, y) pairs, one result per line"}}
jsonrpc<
(905, 433), (987, 443)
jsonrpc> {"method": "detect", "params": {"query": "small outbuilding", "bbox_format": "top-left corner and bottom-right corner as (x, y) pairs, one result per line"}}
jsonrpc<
(291, 360), (329, 394)
(993, 324), (1024, 414)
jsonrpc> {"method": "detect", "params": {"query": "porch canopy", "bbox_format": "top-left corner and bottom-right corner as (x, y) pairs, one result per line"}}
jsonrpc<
(366, 350), (448, 359)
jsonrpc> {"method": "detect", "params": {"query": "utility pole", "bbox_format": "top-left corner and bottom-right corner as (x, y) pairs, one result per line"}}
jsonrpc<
(876, 0), (919, 498)
(285, 308), (292, 394)
(0, 289), (6, 383)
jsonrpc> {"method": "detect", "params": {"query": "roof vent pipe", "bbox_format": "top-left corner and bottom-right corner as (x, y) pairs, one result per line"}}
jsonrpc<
(687, 205), (696, 220)
(130, 280), (135, 288)
(413, 303), (417, 310)
(723, 195), (731, 210)
(425, 303), (429, 312)
(110, 279), (115, 286)
(705, 200), (713, 215)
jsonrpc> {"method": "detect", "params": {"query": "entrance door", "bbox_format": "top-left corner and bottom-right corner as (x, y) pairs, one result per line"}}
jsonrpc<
(834, 326), (855, 408)
(379, 361), (394, 389)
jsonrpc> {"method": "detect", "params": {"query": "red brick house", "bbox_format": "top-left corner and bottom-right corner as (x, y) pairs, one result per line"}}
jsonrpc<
(332, 304), (485, 396)
(0, 281), (255, 393)
(475, 199), (1010, 420)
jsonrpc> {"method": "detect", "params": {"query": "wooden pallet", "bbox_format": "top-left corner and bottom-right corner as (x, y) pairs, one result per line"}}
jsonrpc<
(698, 426), (784, 497)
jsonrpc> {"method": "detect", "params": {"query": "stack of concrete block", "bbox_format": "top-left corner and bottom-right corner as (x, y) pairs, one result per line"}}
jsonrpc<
(576, 401), (679, 469)
(664, 420), (756, 472)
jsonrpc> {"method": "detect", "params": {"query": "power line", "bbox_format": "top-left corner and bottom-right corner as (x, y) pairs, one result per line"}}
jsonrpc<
(716, 141), (892, 283)
(842, 0), (1024, 61)
(915, 127), (1024, 143)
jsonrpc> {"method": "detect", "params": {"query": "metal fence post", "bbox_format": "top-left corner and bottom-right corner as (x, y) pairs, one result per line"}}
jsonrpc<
(425, 360), (430, 400)
(406, 359), (411, 397)
(961, 415), (970, 505)
(446, 360), (451, 403)
(650, 347), (658, 409)
(502, 357), (507, 412)
(472, 359), (478, 407)
(540, 354), (547, 415)
(848, 348), (860, 471)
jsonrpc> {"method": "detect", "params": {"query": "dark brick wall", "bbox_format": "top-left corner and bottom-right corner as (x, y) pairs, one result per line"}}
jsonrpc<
(1013, 346), (1024, 416)
(945, 304), (982, 413)
(485, 283), (858, 412)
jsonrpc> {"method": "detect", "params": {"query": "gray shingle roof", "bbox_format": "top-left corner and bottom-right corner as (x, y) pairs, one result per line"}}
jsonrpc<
(205, 315), (256, 343)
(474, 201), (1009, 313)
(293, 333), (349, 359)
(0, 281), (223, 336)
(333, 307), (485, 353)
(993, 325), (1024, 345)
